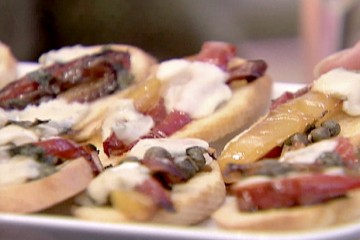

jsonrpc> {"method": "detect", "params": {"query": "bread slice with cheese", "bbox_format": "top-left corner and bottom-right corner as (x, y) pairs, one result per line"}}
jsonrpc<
(72, 138), (226, 225)
(213, 68), (360, 231)
(75, 42), (272, 166)
(73, 161), (225, 225)
(0, 157), (94, 213)
(0, 136), (101, 214)
(212, 191), (360, 231)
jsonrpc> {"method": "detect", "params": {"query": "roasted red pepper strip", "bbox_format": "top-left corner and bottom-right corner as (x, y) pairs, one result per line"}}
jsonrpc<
(0, 50), (131, 110)
(233, 174), (360, 211)
(34, 138), (101, 174)
(103, 109), (191, 157)
(195, 41), (236, 70)
(270, 86), (310, 110)
(334, 137), (359, 168)
(103, 132), (131, 157)
(227, 60), (268, 84)
(147, 110), (191, 138)
(196, 42), (267, 82)
(34, 138), (90, 160)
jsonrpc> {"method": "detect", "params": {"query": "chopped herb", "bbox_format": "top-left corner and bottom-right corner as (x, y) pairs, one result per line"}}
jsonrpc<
(6, 119), (50, 128)
(8, 144), (60, 165)
(28, 70), (53, 86)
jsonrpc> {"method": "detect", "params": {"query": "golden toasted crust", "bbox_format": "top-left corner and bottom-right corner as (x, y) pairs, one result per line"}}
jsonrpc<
(72, 161), (226, 225)
(0, 158), (94, 214)
(212, 190), (360, 231)
(171, 75), (272, 143)
(0, 42), (17, 89)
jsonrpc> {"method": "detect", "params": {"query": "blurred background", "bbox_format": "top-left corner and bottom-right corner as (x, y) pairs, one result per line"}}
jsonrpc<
(0, 0), (359, 82)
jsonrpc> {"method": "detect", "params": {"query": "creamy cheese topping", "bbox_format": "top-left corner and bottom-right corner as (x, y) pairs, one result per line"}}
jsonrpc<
(0, 155), (41, 187)
(156, 59), (231, 119)
(39, 45), (103, 66)
(0, 125), (39, 146)
(7, 99), (89, 123)
(129, 137), (209, 158)
(86, 161), (150, 205)
(101, 100), (154, 143)
(280, 139), (338, 164)
(312, 68), (360, 116)
(6, 99), (90, 137)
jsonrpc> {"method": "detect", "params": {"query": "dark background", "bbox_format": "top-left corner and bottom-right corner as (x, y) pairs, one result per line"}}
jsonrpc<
(0, 0), (299, 61)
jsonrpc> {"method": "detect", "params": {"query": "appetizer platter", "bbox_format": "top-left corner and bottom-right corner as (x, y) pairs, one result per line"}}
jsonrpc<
(1, 41), (360, 240)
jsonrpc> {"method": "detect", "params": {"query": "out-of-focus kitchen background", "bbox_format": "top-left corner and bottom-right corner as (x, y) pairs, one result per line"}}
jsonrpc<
(0, 0), (359, 82)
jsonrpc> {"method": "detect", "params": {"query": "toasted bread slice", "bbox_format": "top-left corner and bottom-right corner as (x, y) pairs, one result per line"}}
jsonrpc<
(72, 161), (226, 225)
(0, 158), (94, 214)
(212, 190), (360, 231)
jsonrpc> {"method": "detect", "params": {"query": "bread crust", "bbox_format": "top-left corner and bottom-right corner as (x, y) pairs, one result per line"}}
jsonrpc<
(0, 42), (17, 89)
(212, 190), (360, 231)
(171, 74), (272, 143)
(72, 161), (226, 225)
(0, 158), (94, 214)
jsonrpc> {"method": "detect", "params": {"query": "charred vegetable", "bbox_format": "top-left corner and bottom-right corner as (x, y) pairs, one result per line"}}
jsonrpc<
(0, 49), (132, 110)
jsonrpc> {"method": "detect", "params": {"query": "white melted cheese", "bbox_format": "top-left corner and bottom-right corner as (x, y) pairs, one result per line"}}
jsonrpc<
(312, 68), (360, 116)
(101, 100), (154, 143)
(0, 155), (41, 187)
(280, 139), (338, 164)
(7, 99), (90, 137)
(86, 161), (150, 205)
(39, 45), (102, 66)
(156, 59), (231, 119)
(0, 125), (38, 146)
(0, 109), (8, 127)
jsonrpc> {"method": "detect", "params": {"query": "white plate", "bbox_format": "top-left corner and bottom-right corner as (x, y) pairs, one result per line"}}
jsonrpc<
(1, 64), (360, 240)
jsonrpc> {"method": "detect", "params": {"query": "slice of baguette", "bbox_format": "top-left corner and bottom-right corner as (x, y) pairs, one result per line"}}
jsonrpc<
(212, 190), (360, 231)
(0, 42), (17, 89)
(72, 161), (226, 225)
(213, 111), (360, 231)
(0, 157), (94, 214)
